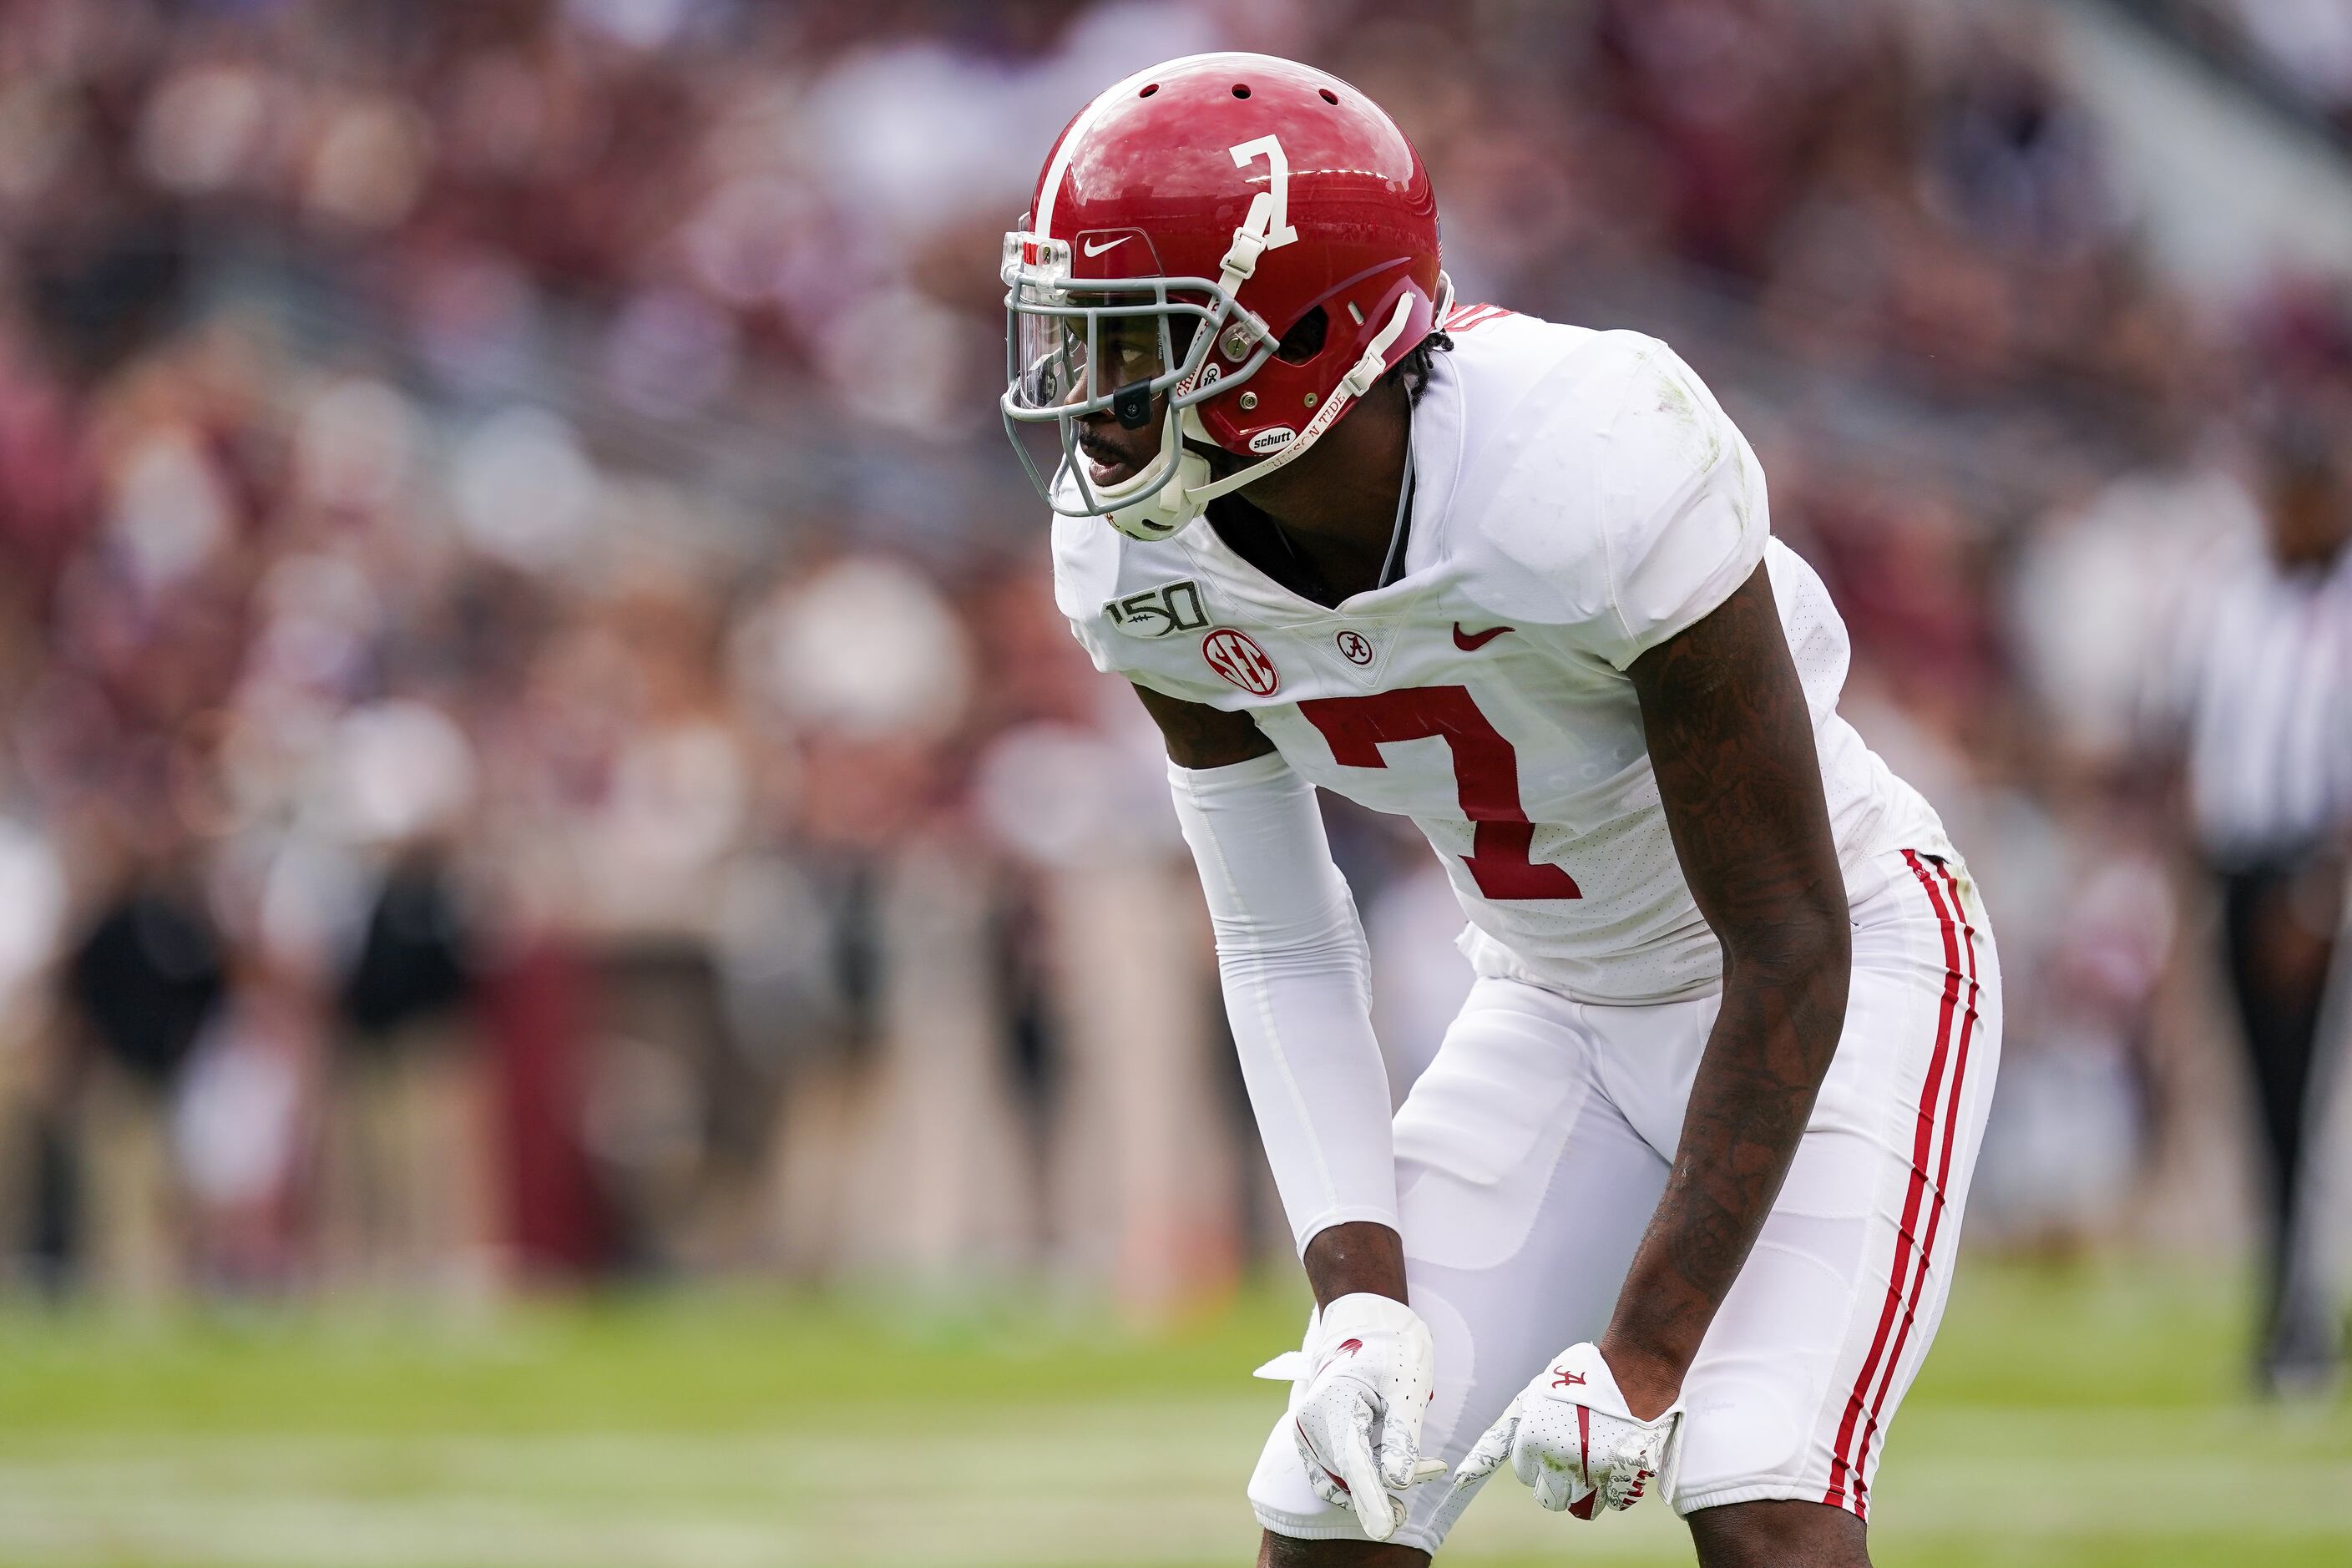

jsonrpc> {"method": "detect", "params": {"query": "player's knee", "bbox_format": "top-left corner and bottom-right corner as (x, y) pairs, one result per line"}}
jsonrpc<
(1256, 1532), (1431, 1568)
(1687, 1498), (1869, 1568)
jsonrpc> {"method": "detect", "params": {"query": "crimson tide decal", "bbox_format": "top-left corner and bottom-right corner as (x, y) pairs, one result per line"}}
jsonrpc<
(1201, 628), (1280, 695)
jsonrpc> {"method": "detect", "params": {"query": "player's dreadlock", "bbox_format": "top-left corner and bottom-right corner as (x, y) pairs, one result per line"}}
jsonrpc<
(1271, 306), (1453, 407)
(1385, 328), (1453, 406)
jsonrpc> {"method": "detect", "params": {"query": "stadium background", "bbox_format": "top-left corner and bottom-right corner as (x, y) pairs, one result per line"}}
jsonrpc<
(0, 0), (2347, 1562)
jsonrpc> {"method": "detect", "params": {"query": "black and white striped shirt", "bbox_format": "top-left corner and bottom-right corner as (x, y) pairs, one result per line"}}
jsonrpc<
(2174, 545), (2352, 867)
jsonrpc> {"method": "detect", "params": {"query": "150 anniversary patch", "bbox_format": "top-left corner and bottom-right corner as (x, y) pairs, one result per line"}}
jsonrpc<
(1104, 579), (1210, 639)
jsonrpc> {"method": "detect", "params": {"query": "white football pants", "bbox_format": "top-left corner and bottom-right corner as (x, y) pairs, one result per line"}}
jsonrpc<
(1251, 848), (2001, 1552)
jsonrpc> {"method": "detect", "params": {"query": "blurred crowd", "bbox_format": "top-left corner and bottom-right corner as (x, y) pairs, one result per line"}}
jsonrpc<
(2157, 0), (2352, 133)
(0, 0), (2346, 1340)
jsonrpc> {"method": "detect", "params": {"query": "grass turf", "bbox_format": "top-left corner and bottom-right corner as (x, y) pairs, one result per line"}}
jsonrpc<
(0, 1259), (2344, 1565)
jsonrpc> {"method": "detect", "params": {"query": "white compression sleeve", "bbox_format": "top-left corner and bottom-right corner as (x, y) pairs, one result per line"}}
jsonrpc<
(1168, 751), (1398, 1254)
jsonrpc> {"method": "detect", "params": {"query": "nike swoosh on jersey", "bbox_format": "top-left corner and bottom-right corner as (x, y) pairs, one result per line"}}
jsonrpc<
(1082, 235), (1130, 257)
(1453, 623), (1513, 650)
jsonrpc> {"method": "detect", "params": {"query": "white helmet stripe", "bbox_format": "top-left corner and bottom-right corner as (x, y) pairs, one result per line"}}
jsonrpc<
(1033, 53), (1224, 240)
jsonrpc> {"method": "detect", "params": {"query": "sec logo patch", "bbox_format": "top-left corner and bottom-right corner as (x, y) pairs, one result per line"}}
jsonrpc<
(1201, 628), (1280, 695)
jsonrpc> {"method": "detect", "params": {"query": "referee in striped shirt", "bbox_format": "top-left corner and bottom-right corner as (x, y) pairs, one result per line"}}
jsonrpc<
(2167, 419), (2352, 1395)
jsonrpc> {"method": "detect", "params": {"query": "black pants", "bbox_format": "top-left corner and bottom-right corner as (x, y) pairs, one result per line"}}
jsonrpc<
(2219, 854), (2345, 1367)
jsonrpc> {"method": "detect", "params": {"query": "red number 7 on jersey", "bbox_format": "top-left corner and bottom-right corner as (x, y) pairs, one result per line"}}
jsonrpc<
(1297, 686), (1581, 900)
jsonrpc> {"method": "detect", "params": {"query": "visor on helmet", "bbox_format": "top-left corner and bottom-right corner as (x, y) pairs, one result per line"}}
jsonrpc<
(1009, 295), (1183, 416)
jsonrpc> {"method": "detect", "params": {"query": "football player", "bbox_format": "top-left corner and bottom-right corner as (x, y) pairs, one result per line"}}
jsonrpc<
(1002, 54), (1999, 1568)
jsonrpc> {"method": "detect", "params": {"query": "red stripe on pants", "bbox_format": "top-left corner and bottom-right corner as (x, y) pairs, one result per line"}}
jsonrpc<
(1848, 858), (1981, 1515)
(1822, 850), (1960, 1514)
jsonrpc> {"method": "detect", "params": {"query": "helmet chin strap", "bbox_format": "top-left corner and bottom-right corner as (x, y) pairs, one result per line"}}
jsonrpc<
(1181, 287), (1418, 510)
(1100, 271), (1449, 543)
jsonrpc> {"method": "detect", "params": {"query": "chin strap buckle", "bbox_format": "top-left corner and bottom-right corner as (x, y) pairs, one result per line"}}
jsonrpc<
(1220, 228), (1267, 283)
(1337, 288), (1421, 399)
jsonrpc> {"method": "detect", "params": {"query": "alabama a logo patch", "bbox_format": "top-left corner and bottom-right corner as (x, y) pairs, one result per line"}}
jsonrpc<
(1201, 628), (1280, 695)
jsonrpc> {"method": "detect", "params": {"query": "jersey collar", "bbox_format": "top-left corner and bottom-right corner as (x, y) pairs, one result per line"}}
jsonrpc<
(1179, 347), (1468, 622)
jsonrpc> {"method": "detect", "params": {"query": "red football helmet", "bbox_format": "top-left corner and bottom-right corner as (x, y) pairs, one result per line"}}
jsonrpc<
(1002, 53), (1447, 540)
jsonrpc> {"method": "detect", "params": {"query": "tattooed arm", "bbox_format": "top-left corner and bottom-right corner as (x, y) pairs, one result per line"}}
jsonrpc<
(1601, 562), (1854, 1421)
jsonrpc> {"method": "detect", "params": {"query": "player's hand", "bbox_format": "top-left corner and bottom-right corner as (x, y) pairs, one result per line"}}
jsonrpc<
(1438, 1342), (1682, 1528)
(1253, 1293), (1447, 1539)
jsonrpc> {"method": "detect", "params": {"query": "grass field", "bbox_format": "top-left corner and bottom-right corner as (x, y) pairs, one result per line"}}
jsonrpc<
(1, 1259), (2346, 1567)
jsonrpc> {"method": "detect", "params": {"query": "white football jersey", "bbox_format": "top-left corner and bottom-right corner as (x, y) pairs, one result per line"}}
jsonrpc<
(1054, 309), (1950, 1004)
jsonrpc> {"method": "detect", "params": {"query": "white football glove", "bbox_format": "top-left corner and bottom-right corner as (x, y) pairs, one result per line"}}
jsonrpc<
(1435, 1342), (1682, 1532)
(1253, 1293), (1449, 1540)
